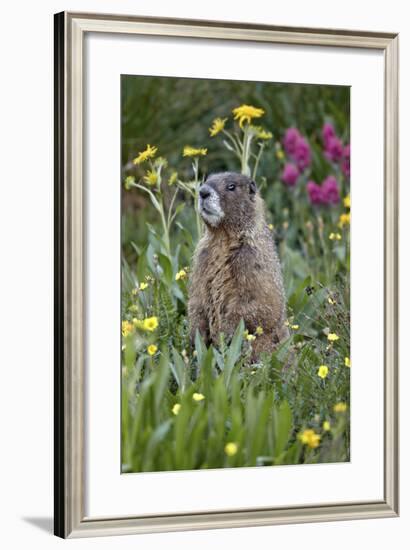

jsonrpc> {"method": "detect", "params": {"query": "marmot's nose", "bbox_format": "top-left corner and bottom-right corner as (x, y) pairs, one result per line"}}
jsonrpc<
(199, 185), (211, 200)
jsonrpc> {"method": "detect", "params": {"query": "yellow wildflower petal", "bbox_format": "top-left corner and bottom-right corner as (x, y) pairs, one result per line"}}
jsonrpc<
(224, 442), (238, 456)
(323, 420), (331, 431)
(317, 365), (329, 379)
(298, 429), (321, 449)
(133, 144), (158, 165)
(172, 403), (181, 415)
(175, 269), (187, 281)
(345, 357), (351, 368)
(343, 194), (351, 209)
(327, 333), (339, 342)
(291, 324), (299, 330)
(276, 149), (285, 160)
(209, 117), (227, 137)
(147, 344), (158, 356)
(139, 282), (149, 291)
(143, 170), (158, 186)
(183, 146), (207, 157)
(329, 232), (342, 241)
(333, 402), (348, 413)
(192, 392), (205, 402)
(246, 334), (256, 342)
(232, 104), (265, 128)
(338, 213), (351, 228)
(268, 223), (274, 231)
(255, 326), (264, 336)
(121, 320), (133, 337)
(143, 316), (159, 332)
(257, 129), (273, 140)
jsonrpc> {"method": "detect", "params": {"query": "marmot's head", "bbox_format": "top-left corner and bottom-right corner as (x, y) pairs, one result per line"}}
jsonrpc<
(198, 172), (258, 230)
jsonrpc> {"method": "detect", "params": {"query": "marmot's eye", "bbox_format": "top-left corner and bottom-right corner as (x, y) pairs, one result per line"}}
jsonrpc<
(227, 183), (236, 191)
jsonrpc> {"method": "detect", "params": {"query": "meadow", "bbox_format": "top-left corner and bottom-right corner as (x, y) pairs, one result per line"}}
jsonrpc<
(121, 77), (350, 473)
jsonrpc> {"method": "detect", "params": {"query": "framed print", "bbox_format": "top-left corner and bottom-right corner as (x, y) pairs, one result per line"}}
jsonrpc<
(54, 12), (399, 538)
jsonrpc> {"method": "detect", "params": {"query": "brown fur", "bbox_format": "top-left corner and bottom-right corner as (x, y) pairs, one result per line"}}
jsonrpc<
(188, 172), (289, 357)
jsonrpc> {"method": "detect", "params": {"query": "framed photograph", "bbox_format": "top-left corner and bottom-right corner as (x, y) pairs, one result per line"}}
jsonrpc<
(54, 11), (399, 538)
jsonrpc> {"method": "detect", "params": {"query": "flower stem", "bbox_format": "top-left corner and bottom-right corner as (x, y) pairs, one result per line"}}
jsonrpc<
(252, 142), (265, 180)
(192, 158), (202, 240)
(241, 126), (252, 176)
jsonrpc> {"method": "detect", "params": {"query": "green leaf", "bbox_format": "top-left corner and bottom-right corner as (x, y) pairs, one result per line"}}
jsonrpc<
(273, 401), (293, 457)
(224, 320), (244, 386)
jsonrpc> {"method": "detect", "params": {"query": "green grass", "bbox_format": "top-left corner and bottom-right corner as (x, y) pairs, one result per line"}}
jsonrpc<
(121, 77), (350, 472)
(121, 252), (350, 472)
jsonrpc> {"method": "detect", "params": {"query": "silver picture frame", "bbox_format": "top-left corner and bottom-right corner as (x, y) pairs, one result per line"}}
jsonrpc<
(54, 11), (399, 538)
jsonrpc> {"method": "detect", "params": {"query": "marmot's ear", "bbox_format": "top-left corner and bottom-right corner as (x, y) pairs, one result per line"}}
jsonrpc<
(249, 179), (257, 195)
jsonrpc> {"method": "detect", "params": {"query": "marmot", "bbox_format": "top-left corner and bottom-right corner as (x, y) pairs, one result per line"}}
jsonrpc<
(188, 172), (289, 357)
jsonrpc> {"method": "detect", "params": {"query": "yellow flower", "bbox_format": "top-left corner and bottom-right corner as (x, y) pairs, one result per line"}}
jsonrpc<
(251, 126), (272, 140)
(121, 320), (133, 337)
(147, 344), (158, 356)
(175, 269), (187, 281)
(298, 429), (321, 449)
(255, 326), (264, 335)
(276, 149), (285, 160)
(291, 324), (299, 330)
(224, 442), (238, 456)
(183, 146), (207, 157)
(143, 170), (158, 186)
(328, 297), (336, 305)
(327, 333), (339, 342)
(139, 282), (149, 291)
(232, 104), (265, 128)
(339, 213), (351, 228)
(329, 232), (342, 241)
(317, 365), (329, 379)
(343, 194), (351, 209)
(124, 175), (135, 190)
(345, 357), (351, 368)
(143, 316), (159, 332)
(133, 144), (158, 165)
(172, 403), (181, 415)
(192, 392), (205, 402)
(246, 334), (256, 342)
(168, 171), (178, 185)
(209, 117), (227, 137)
(333, 402), (348, 413)
(256, 129), (273, 140)
(268, 223), (274, 231)
(323, 420), (331, 431)
(132, 318), (144, 329)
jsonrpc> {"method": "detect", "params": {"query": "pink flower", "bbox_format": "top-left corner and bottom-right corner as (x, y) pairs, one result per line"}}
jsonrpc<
(321, 176), (341, 205)
(294, 136), (311, 171)
(322, 122), (336, 147)
(281, 163), (299, 186)
(307, 176), (341, 206)
(324, 136), (344, 163)
(283, 128), (301, 156)
(341, 144), (350, 177)
(307, 181), (323, 205)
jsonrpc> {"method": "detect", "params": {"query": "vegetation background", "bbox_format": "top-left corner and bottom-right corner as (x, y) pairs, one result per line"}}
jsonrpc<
(121, 75), (351, 473)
